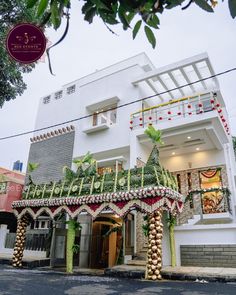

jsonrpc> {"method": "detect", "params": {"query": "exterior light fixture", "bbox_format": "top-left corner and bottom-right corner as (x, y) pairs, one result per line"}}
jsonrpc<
(196, 148), (200, 151)
(187, 136), (191, 139)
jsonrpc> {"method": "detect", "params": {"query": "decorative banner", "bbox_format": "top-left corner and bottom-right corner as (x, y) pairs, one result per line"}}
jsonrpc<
(6, 23), (46, 64)
(200, 169), (218, 179)
(12, 186), (185, 219)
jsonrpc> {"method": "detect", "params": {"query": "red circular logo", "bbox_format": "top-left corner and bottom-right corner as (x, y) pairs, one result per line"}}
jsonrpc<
(6, 23), (46, 64)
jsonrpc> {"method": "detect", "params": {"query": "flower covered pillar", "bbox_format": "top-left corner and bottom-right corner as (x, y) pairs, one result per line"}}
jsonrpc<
(145, 209), (163, 281)
(12, 215), (30, 267)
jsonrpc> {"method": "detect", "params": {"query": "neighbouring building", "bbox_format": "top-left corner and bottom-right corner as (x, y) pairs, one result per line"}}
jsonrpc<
(15, 53), (236, 269)
(0, 166), (24, 251)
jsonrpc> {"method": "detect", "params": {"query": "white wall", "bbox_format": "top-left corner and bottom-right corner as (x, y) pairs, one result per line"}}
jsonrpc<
(0, 225), (9, 251)
(33, 54), (156, 163)
(161, 149), (226, 172)
(174, 224), (236, 266)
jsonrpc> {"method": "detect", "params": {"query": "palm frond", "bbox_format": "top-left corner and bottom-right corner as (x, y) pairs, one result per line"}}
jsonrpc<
(144, 126), (164, 145)
(28, 162), (39, 173)
(63, 166), (77, 182)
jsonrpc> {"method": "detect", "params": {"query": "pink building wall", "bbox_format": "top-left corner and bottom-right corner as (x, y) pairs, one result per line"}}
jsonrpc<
(0, 168), (24, 213)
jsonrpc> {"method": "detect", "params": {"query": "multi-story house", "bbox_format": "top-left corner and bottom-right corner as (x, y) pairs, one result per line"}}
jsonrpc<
(24, 53), (236, 268)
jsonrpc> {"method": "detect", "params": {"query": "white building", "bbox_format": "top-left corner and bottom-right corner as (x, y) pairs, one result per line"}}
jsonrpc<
(28, 53), (236, 268)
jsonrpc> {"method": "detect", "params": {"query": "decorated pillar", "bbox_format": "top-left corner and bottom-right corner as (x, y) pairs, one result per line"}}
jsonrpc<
(145, 209), (163, 281)
(12, 215), (30, 267)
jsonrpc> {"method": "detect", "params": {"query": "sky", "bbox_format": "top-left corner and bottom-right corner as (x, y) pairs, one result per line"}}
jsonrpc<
(0, 1), (236, 172)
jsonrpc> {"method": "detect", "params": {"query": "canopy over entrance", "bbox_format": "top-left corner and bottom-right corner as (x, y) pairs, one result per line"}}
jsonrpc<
(12, 146), (185, 219)
(11, 146), (186, 280)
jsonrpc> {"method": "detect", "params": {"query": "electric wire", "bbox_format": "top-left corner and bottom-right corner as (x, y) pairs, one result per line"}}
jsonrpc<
(0, 66), (236, 141)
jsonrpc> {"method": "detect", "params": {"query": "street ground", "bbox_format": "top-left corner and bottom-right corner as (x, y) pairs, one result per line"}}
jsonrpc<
(0, 265), (236, 295)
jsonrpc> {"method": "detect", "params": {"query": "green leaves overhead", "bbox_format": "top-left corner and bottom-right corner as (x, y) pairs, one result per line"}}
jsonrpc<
(144, 25), (156, 48)
(27, 0), (39, 8)
(194, 0), (214, 12)
(21, 0), (236, 49)
(132, 20), (142, 39)
(229, 0), (236, 18)
(37, 0), (49, 17)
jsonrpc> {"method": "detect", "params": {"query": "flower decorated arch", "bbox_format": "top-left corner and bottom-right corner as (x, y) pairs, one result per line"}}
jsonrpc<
(11, 145), (186, 280)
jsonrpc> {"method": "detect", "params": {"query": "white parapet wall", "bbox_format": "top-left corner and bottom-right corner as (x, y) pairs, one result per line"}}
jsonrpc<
(0, 225), (9, 251)
(174, 223), (236, 266)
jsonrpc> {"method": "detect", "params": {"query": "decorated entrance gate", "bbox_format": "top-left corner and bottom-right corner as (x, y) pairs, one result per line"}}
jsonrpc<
(11, 145), (185, 280)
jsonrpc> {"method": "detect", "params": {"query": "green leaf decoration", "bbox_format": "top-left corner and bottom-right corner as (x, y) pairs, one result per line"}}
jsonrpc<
(133, 20), (142, 39)
(94, 181), (101, 189)
(194, 0), (214, 12)
(229, 0), (236, 18)
(118, 177), (126, 187)
(28, 162), (40, 173)
(144, 25), (156, 48)
(144, 125), (163, 145)
(27, 0), (39, 9)
(54, 187), (61, 195)
(37, 0), (49, 17)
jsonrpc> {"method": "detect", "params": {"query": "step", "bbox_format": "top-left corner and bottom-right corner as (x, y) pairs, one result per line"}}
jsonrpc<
(127, 260), (146, 266)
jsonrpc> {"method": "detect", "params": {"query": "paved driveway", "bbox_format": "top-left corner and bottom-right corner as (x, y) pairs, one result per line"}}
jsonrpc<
(0, 265), (236, 295)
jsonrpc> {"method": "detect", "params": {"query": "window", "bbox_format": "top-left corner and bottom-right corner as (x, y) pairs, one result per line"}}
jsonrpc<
(43, 96), (50, 104)
(187, 172), (193, 208)
(199, 169), (223, 214)
(97, 163), (122, 175)
(55, 91), (63, 99)
(67, 85), (76, 94)
(199, 169), (222, 189)
(92, 105), (117, 127)
(0, 182), (7, 194)
(187, 172), (192, 191)
(176, 174), (181, 193)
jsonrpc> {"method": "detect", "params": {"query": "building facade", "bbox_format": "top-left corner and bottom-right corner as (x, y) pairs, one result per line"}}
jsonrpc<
(26, 53), (236, 268)
(0, 167), (24, 251)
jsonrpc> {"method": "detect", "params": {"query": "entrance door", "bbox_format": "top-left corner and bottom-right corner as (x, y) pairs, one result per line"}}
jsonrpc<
(90, 223), (110, 268)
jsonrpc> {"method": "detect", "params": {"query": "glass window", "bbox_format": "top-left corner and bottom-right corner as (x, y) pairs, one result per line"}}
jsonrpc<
(55, 91), (63, 99)
(110, 109), (117, 124)
(43, 96), (50, 104)
(92, 106), (117, 126)
(0, 182), (7, 194)
(199, 169), (223, 214)
(200, 169), (222, 189)
(97, 163), (122, 175)
(67, 85), (76, 94)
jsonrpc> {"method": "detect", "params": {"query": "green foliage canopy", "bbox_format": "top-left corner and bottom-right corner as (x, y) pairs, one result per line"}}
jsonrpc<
(0, 1), (39, 107)
(26, 0), (236, 49)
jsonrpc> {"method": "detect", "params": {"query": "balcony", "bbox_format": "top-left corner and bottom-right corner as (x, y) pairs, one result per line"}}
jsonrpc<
(130, 93), (229, 137)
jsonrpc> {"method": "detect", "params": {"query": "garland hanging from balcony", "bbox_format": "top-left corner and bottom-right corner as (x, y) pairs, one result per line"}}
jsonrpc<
(129, 94), (230, 135)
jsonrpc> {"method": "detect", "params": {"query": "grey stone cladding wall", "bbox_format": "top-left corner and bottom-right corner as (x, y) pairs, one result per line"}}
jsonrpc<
(26, 132), (75, 184)
(181, 245), (236, 267)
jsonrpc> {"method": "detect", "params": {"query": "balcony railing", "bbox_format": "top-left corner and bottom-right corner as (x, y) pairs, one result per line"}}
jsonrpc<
(130, 93), (229, 135)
